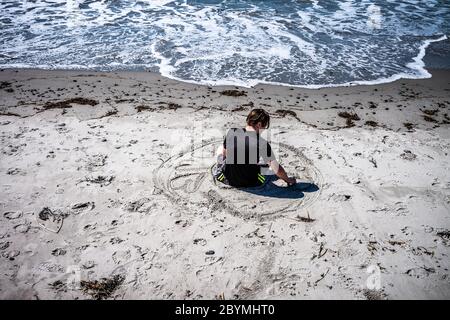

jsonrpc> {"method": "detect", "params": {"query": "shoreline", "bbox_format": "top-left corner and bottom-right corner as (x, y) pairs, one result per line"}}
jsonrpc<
(1, 64), (449, 88)
(1, 35), (448, 90)
(1, 67), (449, 132)
(152, 34), (448, 89)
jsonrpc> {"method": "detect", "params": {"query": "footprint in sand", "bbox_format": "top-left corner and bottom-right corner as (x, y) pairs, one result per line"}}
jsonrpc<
(14, 224), (30, 233)
(0, 242), (11, 250)
(6, 168), (26, 175)
(123, 198), (153, 213)
(84, 154), (108, 171)
(2, 250), (20, 260)
(70, 202), (95, 215)
(400, 150), (417, 161)
(4, 211), (22, 220)
(51, 248), (66, 256)
(82, 260), (96, 269)
(36, 207), (64, 233)
(193, 238), (207, 246)
(435, 229), (450, 246)
(329, 193), (352, 202)
(112, 250), (131, 265)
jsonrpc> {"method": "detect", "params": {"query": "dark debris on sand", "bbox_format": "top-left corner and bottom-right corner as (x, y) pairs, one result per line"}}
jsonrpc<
(423, 115), (438, 123)
(437, 230), (450, 242)
(365, 120), (378, 127)
(275, 109), (301, 121)
(220, 90), (247, 97)
(71, 202), (95, 210)
(80, 275), (125, 300)
(338, 111), (360, 127)
(49, 280), (67, 293)
(103, 109), (118, 117)
(38, 207), (53, 221)
(135, 105), (155, 113)
(231, 106), (246, 112)
(421, 109), (439, 116)
(80, 175), (114, 186)
(166, 102), (182, 110)
(0, 81), (12, 89)
(295, 214), (315, 223)
(403, 122), (415, 130)
(400, 150), (417, 161)
(0, 81), (14, 92)
(363, 289), (387, 300)
(42, 98), (99, 110)
(153, 102), (182, 110)
(0, 110), (21, 117)
(38, 206), (68, 220)
(232, 101), (254, 112)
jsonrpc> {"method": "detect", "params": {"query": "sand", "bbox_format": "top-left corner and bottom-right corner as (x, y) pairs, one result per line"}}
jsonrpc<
(0, 68), (449, 300)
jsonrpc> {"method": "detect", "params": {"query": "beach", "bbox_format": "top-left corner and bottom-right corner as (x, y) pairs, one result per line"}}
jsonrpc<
(0, 67), (449, 299)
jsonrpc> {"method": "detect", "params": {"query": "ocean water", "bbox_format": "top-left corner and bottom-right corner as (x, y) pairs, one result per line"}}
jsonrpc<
(0, 0), (449, 88)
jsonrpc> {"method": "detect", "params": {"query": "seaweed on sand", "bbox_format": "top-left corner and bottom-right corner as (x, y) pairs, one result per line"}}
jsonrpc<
(275, 109), (301, 121)
(421, 109), (438, 116)
(135, 105), (155, 112)
(437, 230), (450, 241)
(365, 120), (378, 127)
(166, 102), (181, 110)
(49, 280), (68, 293)
(423, 115), (437, 123)
(220, 90), (247, 97)
(232, 102), (254, 112)
(338, 111), (360, 127)
(0, 81), (12, 90)
(43, 98), (98, 110)
(403, 122), (414, 130)
(80, 275), (125, 300)
(79, 175), (114, 186)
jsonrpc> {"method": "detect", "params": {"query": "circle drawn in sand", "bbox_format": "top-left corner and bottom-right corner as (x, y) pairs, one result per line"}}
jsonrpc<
(153, 139), (322, 219)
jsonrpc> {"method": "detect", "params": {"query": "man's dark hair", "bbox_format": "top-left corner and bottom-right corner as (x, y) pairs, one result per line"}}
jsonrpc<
(246, 108), (270, 129)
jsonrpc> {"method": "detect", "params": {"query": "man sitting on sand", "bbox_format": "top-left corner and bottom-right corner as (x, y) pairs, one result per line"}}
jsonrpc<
(214, 108), (296, 187)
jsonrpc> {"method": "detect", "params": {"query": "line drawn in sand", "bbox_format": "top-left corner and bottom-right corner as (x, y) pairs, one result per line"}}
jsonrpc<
(153, 139), (323, 220)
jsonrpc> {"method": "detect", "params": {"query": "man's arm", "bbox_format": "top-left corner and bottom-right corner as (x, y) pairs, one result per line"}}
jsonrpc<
(268, 159), (296, 185)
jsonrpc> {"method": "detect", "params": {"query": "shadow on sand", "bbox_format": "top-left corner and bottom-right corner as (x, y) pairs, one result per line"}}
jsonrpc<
(237, 175), (319, 199)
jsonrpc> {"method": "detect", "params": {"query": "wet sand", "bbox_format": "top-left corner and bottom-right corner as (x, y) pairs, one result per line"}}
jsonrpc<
(0, 68), (449, 299)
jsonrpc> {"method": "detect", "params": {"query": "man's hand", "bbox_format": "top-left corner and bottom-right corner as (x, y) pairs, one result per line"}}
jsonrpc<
(269, 160), (296, 186)
(286, 177), (296, 186)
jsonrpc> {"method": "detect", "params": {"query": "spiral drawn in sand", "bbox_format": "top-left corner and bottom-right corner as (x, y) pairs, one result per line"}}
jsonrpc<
(153, 139), (323, 220)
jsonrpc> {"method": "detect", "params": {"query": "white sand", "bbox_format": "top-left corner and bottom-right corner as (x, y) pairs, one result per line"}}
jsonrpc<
(0, 68), (449, 299)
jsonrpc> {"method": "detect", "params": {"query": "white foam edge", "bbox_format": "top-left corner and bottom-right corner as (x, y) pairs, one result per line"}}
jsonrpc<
(1, 35), (446, 90)
(156, 34), (448, 89)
